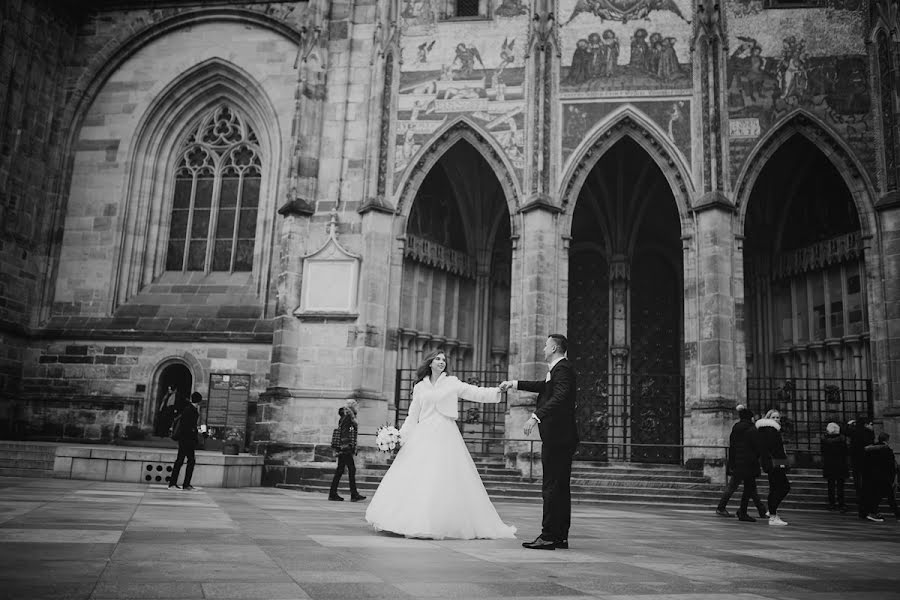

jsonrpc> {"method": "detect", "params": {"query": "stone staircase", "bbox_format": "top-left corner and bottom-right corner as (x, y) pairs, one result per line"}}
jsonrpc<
(0, 441), (57, 478)
(277, 454), (859, 512)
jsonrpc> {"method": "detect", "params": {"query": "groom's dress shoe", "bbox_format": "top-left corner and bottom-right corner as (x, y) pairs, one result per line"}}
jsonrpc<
(555, 539), (569, 549)
(522, 536), (557, 550)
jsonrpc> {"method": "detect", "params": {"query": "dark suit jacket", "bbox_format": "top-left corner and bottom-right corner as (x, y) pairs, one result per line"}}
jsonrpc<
(517, 358), (579, 446)
(174, 402), (200, 444)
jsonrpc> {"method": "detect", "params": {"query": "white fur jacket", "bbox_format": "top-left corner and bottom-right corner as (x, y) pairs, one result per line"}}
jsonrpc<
(400, 373), (501, 441)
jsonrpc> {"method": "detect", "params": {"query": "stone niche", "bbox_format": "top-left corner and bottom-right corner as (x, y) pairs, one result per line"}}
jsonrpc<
(294, 215), (361, 318)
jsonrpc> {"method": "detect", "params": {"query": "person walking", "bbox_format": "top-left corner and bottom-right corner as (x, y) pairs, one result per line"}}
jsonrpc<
(863, 432), (899, 522)
(716, 407), (767, 521)
(756, 409), (790, 526)
(329, 400), (366, 502)
(820, 421), (849, 512)
(501, 333), (579, 550)
(169, 392), (202, 490)
(849, 416), (875, 518)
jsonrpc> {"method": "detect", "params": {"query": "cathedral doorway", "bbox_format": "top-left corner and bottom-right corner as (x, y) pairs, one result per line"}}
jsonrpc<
(394, 139), (512, 452)
(150, 363), (192, 436)
(743, 133), (872, 462)
(568, 136), (684, 463)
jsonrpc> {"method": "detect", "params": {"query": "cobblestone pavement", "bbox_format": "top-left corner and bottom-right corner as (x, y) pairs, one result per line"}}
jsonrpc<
(1, 476), (899, 600)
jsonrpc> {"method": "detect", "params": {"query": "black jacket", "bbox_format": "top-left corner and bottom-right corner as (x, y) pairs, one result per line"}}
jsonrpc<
(864, 442), (897, 485)
(728, 418), (760, 478)
(173, 402), (199, 444)
(755, 418), (786, 473)
(517, 358), (579, 446)
(820, 433), (849, 479)
(337, 412), (358, 455)
(849, 424), (875, 466)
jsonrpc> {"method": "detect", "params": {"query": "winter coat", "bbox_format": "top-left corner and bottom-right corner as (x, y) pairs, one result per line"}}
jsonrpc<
(864, 442), (898, 485)
(400, 373), (501, 442)
(849, 424), (875, 467)
(727, 418), (761, 478)
(820, 433), (849, 479)
(337, 412), (358, 455)
(755, 418), (787, 473)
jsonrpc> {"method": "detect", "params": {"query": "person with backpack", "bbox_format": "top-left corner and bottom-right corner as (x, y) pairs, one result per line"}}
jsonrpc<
(168, 392), (202, 490)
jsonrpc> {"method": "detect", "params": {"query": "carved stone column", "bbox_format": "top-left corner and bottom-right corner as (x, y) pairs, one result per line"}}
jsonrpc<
(610, 345), (630, 461)
(506, 200), (563, 469)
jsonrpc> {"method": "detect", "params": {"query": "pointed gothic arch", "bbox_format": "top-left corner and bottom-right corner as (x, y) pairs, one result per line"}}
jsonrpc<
(111, 57), (282, 308)
(734, 110), (877, 236)
(393, 117), (522, 224)
(559, 108), (695, 224)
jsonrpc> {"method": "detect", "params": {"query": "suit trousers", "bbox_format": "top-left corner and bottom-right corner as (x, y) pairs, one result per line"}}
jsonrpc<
(541, 442), (577, 542)
(171, 438), (197, 486)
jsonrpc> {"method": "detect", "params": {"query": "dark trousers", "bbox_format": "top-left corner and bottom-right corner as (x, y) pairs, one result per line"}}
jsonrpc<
(170, 439), (196, 486)
(852, 464), (866, 516)
(330, 453), (358, 497)
(871, 482), (899, 516)
(541, 443), (576, 542)
(826, 478), (845, 508)
(767, 468), (790, 515)
(717, 474), (766, 515)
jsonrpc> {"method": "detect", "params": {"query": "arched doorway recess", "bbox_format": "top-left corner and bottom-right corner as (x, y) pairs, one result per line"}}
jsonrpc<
(395, 140), (512, 451)
(150, 362), (193, 436)
(743, 133), (872, 461)
(568, 137), (684, 463)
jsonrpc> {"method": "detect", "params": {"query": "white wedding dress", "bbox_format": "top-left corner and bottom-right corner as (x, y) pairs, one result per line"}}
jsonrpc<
(365, 373), (517, 539)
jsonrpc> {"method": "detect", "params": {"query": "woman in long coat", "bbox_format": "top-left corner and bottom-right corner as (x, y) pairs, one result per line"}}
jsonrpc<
(756, 409), (791, 526)
(821, 422), (849, 512)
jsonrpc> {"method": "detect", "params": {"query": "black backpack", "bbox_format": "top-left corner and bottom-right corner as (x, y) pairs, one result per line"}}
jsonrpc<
(330, 426), (341, 451)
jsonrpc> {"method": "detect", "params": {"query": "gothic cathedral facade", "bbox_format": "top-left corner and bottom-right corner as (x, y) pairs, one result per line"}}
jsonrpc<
(2, 0), (900, 472)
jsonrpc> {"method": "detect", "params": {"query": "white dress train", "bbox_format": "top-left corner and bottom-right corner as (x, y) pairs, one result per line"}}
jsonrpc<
(364, 373), (517, 539)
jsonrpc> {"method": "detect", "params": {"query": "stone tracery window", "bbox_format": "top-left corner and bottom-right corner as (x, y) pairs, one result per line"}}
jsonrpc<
(165, 105), (261, 272)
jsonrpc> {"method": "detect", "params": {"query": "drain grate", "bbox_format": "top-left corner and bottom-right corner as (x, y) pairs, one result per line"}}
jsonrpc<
(144, 463), (173, 483)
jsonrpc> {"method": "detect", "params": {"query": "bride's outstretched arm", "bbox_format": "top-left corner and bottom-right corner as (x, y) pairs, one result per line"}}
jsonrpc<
(456, 381), (502, 404)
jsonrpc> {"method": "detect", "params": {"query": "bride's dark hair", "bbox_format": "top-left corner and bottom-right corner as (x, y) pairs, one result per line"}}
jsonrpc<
(415, 349), (451, 383)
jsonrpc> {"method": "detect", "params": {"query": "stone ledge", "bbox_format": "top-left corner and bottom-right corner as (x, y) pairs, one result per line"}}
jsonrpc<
(50, 444), (263, 487)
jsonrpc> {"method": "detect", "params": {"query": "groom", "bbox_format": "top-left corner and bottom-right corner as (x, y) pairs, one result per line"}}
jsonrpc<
(501, 333), (578, 550)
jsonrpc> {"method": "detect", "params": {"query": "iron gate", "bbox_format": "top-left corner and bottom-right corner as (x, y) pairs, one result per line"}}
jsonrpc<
(746, 376), (873, 465)
(575, 372), (685, 464)
(394, 369), (507, 454)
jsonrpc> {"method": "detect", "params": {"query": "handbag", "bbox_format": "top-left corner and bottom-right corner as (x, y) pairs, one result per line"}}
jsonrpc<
(330, 427), (342, 451)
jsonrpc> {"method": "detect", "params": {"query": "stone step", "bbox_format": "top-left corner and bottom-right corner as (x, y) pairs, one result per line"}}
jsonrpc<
(0, 449), (57, 461)
(279, 483), (845, 512)
(0, 457), (55, 470)
(0, 467), (55, 478)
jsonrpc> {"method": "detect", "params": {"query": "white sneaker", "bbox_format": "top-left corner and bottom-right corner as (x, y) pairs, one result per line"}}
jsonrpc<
(866, 513), (884, 522)
(768, 514), (788, 526)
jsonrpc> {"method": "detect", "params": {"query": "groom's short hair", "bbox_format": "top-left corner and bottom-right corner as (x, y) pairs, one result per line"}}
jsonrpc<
(548, 334), (568, 354)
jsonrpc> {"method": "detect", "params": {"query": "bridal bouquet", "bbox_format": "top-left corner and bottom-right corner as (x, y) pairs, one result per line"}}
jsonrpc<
(375, 424), (401, 453)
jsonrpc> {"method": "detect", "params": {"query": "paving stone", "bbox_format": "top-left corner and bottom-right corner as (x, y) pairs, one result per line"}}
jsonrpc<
(0, 477), (898, 600)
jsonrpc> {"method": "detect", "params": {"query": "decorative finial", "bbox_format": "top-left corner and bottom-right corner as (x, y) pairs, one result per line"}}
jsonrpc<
(327, 208), (339, 238)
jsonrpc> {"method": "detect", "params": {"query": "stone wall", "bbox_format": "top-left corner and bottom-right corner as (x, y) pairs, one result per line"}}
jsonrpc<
(0, 1), (77, 335)
(18, 340), (270, 441)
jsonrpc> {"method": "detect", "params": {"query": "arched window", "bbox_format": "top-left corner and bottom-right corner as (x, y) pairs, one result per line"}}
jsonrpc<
(165, 105), (261, 272)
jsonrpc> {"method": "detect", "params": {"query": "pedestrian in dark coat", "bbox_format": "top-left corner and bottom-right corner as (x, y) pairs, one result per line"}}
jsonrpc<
(716, 408), (767, 521)
(329, 399), (366, 502)
(757, 409), (790, 526)
(169, 392), (201, 490)
(862, 432), (899, 521)
(820, 422), (849, 512)
(849, 416), (875, 518)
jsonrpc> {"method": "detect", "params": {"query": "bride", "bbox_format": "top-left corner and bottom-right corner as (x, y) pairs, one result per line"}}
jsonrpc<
(365, 349), (517, 539)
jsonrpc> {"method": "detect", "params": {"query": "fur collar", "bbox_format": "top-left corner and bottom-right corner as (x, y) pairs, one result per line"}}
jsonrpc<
(756, 418), (781, 431)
